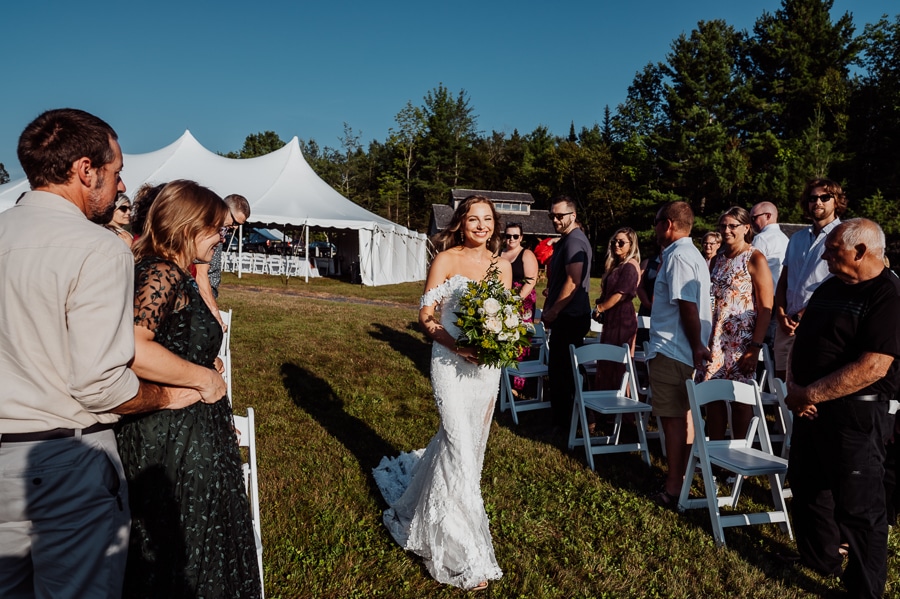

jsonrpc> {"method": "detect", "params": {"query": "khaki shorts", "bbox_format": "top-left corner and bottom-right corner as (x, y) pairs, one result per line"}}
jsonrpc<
(649, 354), (694, 418)
(774, 327), (795, 373)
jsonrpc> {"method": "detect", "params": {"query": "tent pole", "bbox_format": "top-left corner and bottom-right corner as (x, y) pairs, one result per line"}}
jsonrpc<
(305, 223), (309, 283)
(237, 223), (243, 279)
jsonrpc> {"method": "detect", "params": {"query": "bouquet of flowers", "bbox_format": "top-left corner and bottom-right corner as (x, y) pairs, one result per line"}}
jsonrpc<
(455, 263), (533, 368)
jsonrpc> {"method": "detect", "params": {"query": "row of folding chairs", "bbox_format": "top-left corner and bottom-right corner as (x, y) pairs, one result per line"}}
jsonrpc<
(500, 320), (793, 548)
(219, 310), (265, 597)
(222, 252), (316, 277)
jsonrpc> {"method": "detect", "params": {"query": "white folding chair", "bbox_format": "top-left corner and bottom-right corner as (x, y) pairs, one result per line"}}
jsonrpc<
(499, 323), (551, 424)
(218, 309), (233, 405)
(638, 342), (667, 456)
(239, 253), (254, 273)
(266, 255), (284, 276)
(568, 343), (653, 470)
(678, 379), (793, 547)
(251, 254), (268, 275)
(771, 378), (794, 460)
(233, 408), (264, 598)
(756, 344), (788, 444)
(632, 315), (651, 364)
(221, 251), (236, 273)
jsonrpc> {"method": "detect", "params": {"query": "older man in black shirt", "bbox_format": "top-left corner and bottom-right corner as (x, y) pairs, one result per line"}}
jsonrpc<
(785, 218), (900, 598)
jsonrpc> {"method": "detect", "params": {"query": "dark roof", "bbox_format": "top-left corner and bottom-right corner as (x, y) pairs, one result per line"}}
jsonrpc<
(429, 204), (558, 238)
(450, 189), (535, 205)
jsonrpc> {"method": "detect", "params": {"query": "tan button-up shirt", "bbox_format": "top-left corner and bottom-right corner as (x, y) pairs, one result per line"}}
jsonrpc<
(0, 191), (139, 433)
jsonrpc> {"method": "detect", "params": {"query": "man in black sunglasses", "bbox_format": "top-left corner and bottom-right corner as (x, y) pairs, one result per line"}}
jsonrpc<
(541, 195), (592, 430)
(773, 178), (846, 380)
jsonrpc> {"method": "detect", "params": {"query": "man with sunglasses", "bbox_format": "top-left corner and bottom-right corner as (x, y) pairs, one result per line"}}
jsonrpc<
(195, 194), (250, 328)
(541, 195), (592, 430)
(773, 178), (846, 379)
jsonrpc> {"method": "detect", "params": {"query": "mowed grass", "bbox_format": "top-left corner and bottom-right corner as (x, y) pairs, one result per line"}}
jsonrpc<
(219, 275), (900, 599)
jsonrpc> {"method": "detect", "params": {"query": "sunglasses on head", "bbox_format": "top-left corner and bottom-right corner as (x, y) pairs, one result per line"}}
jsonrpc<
(504, 233), (520, 240)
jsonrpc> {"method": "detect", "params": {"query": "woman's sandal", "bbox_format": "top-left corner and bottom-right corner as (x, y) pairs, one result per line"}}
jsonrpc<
(471, 581), (489, 592)
(839, 543), (849, 558)
(653, 487), (679, 510)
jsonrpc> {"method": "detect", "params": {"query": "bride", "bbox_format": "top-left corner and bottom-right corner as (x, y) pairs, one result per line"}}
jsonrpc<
(373, 196), (512, 591)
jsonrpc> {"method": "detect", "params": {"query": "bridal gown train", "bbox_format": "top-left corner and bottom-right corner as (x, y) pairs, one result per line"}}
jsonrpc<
(373, 275), (503, 590)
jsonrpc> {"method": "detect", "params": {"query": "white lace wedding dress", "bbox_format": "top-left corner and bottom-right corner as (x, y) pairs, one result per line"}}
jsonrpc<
(373, 275), (503, 590)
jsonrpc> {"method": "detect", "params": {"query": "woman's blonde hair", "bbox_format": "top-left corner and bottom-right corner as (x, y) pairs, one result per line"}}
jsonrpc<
(132, 179), (228, 267)
(602, 227), (640, 286)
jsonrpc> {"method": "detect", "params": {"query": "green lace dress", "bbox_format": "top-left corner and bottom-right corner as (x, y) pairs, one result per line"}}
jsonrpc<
(116, 257), (261, 599)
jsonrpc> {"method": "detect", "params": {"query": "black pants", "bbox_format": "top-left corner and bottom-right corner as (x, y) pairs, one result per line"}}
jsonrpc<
(788, 398), (890, 598)
(546, 313), (590, 428)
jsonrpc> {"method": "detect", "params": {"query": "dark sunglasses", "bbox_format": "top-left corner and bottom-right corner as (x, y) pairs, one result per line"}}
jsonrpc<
(549, 211), (573, 221)
(612, 239), (629, 247)
(116, 205), (130, 213)
(718, 223), (745, 231)
(808, 193), (834, 203)
(504, 234), (521, 240)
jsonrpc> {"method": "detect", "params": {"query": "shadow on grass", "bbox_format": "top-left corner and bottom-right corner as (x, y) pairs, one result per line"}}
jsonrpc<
(367, 322), (431, 379)
(494, 407), (839, 594)
(280, 362), (396, 500)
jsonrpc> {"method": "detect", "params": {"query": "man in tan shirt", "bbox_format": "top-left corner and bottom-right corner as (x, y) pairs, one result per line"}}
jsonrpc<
(0, 109), (222, 599)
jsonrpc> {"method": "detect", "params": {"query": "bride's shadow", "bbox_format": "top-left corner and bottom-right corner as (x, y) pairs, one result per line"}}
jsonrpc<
(280, 362), (395, 500)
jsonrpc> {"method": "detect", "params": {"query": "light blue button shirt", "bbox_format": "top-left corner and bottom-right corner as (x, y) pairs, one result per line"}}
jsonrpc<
(784, 219), (841, 316)
(647, 236), (713, 367)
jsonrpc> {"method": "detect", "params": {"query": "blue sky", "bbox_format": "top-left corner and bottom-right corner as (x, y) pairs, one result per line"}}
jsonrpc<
(0, 0), (893, 183)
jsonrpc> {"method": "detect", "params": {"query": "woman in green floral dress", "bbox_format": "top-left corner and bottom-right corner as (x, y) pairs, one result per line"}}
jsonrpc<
(116, 180), (261, 599)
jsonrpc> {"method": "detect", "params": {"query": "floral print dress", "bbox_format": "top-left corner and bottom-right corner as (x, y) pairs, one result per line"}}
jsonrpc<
(116, 257), (261, 599)
(700, 247), (759, 384)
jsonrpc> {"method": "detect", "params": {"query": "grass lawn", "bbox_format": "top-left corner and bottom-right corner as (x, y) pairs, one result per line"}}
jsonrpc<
(218, 273), (899, 598)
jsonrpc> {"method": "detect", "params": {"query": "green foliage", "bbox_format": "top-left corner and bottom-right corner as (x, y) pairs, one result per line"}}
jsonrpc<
(225, 131), (286, 159)
(226, 2), (898, 253)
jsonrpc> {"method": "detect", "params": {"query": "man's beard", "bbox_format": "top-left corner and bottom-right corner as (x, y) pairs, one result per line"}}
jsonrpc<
(86, 173), (115, 224)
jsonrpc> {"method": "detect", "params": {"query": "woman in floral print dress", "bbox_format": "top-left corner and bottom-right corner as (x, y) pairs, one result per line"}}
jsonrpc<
(697, 206), (773, 441)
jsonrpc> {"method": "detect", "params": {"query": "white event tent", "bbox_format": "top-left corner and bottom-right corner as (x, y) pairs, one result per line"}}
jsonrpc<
(0, 131), (427, 286)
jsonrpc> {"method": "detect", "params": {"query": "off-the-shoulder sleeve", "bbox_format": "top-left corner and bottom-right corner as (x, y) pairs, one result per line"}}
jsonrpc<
(420, 280), (453, 309)
(134, 259), (185, 333)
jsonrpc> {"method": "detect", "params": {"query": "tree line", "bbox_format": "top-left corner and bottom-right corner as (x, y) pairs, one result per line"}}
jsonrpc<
(226, 0), (900, 261)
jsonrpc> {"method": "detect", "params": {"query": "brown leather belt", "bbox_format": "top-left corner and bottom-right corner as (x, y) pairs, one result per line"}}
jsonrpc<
(0, 422), (116, 443)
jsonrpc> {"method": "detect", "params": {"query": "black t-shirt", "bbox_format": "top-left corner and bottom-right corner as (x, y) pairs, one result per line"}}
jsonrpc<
(545, 228), (592, 318)
(792, 268), (900, 397)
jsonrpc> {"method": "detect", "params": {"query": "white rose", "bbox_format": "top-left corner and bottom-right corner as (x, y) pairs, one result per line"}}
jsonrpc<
(483, 298), (501, 316)
(498, 331), (509, 341)
(504, 313), (520, 329)
(512, 330), (520, 342)
(504, 304), (515, 316)
(484, 316), (502, 333)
